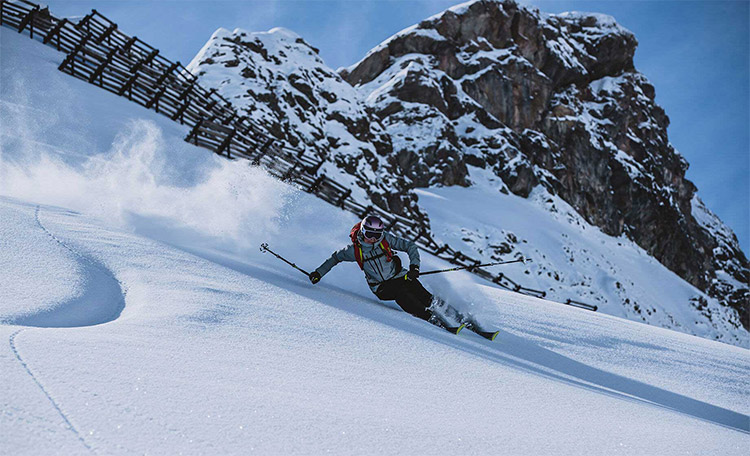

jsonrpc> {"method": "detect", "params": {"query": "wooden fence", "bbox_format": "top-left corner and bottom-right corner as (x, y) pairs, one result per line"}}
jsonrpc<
(1, 0), (598, 311)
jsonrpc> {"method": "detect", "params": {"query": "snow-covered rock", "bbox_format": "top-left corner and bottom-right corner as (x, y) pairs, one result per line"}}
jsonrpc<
(187, 27), (421, 216)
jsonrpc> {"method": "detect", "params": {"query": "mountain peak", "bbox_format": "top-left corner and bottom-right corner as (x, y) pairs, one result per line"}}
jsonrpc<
(342, 0), (636, 89)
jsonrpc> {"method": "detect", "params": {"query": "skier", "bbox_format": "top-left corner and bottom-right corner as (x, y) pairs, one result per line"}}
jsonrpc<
(308, 214), (463, 333)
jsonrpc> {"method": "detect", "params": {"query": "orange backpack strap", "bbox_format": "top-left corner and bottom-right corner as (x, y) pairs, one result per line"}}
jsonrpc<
(354, 244), (364, 270)
(350, 222), (362, 244)
(350, 222), (365, 270)
(380, 239), (393, 262)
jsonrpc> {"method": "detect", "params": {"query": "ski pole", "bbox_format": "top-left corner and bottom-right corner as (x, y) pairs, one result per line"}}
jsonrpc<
(259, 243), (310, 276)
(421, 258), (525, 276)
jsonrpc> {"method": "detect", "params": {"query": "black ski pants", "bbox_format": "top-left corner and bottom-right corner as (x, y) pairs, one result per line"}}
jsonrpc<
(374, 276), (433, 321)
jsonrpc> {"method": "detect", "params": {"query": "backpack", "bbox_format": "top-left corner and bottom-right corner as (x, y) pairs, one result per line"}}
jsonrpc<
(350, 222), (393, 270)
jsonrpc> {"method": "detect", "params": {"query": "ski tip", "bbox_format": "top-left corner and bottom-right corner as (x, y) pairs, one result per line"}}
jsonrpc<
(455, 323), (466, 335)
(476, 329), (500, 341)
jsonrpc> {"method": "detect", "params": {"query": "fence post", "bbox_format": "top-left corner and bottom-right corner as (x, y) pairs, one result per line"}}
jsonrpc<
(95, 22), (117, 44)
(43, 17), (68, 51)
(121, 35), (137, 54)
(336, 189), (352, 208)
(146, 86), (166, 112)
(75, 10), (94, 34)
(89, 46), (118, 86)
(221, 110), (236, 126)
(58, 32), (91, 74)
(30, 6), (36, 38)
(216, 128), (236, 158)
(17, 5), (39, 37)
(307, 175), (326, 193)
(130, 49), (158, 73)
(118, 73), (138, 100)
(171, 98), (191, 124)
(154, 60), (179, 87)
(179, 80), (195, 100)
(185, 118), (204, 145)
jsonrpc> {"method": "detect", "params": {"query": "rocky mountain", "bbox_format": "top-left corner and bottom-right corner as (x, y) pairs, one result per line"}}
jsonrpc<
(187, 0), (748, 343)
(186, 27), (422, 218)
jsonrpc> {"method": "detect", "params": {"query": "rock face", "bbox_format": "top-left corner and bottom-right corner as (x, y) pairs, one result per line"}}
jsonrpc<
(186, 27), (422, 217)
(339, 0), (748, 329)
(188, 0), (748, 340)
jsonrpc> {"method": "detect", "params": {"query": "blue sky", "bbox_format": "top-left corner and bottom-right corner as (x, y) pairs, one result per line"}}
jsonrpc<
(45, 0), (749, 253)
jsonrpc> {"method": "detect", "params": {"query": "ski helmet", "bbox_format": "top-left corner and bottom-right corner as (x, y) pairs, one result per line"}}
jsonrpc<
(361, 214), (385, 243)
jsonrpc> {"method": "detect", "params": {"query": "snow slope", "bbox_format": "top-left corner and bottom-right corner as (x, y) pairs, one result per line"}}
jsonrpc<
(2, 195), (749, 455)
(1, 23), (749, 455)
(415, 169), (749, 346)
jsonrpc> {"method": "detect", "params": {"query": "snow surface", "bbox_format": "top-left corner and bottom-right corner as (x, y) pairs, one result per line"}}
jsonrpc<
(1, 23), (749, 455)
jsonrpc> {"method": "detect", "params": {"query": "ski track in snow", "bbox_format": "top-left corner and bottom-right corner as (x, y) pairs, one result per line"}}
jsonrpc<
(4, 206), (126, 328)
(8, 329), (95, 454)
(34, 204), (129, 319)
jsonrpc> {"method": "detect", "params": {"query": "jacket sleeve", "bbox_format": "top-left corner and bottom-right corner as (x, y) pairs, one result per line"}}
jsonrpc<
(315, 244), (357, 277)
(385, 232), (420, 269)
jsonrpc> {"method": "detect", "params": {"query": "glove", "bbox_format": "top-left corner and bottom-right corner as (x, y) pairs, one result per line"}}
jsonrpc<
(309, 271), (321, 284)
(405, 265), (420, 281)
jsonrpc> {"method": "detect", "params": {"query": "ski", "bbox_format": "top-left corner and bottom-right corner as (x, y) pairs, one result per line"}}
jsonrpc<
(429, 297), (498, 339)
(462, 319), (500, 341)
(428, 311), (466, 335)
(444, 323), (466, 335)
(439, 321), (492, 338)
(471, 328), (500, 341)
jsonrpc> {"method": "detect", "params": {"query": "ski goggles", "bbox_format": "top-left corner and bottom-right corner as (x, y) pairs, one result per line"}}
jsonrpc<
(363, 229), (384, 240)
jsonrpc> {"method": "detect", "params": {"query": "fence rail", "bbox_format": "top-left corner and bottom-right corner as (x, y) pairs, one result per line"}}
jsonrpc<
(2, 0), (597, 311)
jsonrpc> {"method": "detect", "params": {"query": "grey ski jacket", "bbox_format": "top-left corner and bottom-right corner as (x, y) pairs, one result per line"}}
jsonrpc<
(315, 231), (420, 293)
